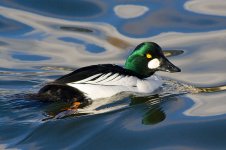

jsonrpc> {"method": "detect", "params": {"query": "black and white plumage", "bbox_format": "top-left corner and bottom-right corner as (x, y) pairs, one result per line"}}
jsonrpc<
(55, 64), (144, 83)
(38, 41), (182, 111)
(39, 64), (163, 100)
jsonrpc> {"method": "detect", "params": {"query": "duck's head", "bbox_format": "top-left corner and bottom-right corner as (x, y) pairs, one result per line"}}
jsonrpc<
(125, 42), (181, 78)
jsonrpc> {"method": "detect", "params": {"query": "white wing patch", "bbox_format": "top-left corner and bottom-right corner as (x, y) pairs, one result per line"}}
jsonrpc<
(74, 73), (102, 84)
(98, 73), (119, 84)
(69, 73), (137, 86)
(67, 73), (163, 100)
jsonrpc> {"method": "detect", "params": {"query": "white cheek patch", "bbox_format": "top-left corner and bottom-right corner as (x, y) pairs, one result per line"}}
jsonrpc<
(148, 58), (160, 69)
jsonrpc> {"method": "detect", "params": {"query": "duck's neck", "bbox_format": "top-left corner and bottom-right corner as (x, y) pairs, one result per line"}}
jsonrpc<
(125, 60), (155, 78)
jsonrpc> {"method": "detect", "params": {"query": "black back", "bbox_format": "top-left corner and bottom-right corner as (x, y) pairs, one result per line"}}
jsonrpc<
(55, 64), (144, 84)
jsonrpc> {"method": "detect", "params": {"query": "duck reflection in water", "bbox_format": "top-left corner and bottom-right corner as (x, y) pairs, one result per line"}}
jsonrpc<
(130, 95), (166, 125)
(42, 93), (181, 125)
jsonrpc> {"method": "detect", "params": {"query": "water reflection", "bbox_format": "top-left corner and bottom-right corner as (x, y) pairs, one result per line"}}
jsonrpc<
(163, 50), (184, 57)
(0, 40), (8, 46)
(1, 0), (226, 149)
(184, 92), (226, 116)
(0, 15), (32, 35)
(60, 26), (93, 33)
(1, 0), (105, 19)
(130, 95), (167, 125)
(185, 0), (226, 17)
(196, 85), (226, 93)
(12, 52), (50, 61)
(114, 4), (149, 19)
(121, 0), (226, 37)
(39, 89), (187, 123)
(142, 106), (166, 125)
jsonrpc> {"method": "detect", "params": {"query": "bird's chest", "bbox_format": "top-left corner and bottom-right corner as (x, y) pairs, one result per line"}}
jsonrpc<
(137, 75), (163, 93)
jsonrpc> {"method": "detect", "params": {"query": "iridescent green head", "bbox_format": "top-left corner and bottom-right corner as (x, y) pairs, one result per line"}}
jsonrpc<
(125, 42), (181, 78)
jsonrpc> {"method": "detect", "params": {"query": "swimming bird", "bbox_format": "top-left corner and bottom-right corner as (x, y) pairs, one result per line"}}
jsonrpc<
(38, 42), (181, 109)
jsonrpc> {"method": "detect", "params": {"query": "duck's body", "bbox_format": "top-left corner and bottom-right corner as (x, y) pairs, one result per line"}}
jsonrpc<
(55, 64), (163, 100)
(38, 42), (180, 108)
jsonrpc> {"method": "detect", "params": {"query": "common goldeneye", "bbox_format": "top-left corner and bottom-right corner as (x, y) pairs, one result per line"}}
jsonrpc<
(38, 42), (180, 109)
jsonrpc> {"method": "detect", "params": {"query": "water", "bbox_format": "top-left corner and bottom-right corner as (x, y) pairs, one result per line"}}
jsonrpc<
(1, 0), (226, 149)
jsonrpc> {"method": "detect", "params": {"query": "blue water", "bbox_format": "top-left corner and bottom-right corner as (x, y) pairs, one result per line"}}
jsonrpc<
(1, 0), (226, 149)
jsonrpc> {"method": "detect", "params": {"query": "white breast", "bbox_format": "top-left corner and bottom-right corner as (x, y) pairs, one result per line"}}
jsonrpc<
(67, 73), (162, 100)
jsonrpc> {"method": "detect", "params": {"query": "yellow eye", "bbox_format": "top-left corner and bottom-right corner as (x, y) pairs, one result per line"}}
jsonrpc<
(146, 53), (152, 59)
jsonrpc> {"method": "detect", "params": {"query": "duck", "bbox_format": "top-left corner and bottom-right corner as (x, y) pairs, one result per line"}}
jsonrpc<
(38, 42), (181, 109)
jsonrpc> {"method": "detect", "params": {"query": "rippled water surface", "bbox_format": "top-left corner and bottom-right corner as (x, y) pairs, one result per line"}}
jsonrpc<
(1, 0), (226, 149)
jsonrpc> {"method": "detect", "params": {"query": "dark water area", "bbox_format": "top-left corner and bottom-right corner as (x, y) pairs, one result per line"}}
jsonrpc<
(1, 0), (226, 149)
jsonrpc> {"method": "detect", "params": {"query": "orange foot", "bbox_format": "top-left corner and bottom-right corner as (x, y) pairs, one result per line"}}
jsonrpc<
(70, 101), (81, 110)
(61, 101), (81, 111)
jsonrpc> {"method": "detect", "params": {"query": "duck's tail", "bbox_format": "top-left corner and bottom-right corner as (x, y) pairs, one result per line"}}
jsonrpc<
(37, 83), (91, 108)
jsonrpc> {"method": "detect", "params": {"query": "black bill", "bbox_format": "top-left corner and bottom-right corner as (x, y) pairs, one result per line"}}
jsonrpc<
(158, 56), (181, 73)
